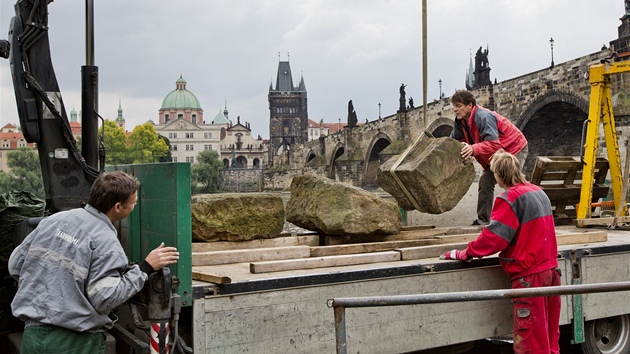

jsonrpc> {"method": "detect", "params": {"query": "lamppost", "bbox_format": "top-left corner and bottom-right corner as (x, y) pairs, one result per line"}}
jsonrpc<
(338, 118), (341, 133)
(549, 37), (554, 68)
(378, 102), (381, 119)
(438, 79), (442, 99)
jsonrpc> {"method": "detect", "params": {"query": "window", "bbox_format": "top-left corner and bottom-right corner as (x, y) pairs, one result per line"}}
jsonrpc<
(186, 156), (194, 163)
(185, 145), (194, 151)
(178, 114), (183, 119)
(172, 145), (177, 151)
(204, 132), (212, 139)
(169, 132), (177, 139)
(165, 114), (170, 122)
(173, 157), (177, 162)
(192, 114), (197, 124)
(204, 145), (212, 150)
(18, 140), (26, 147)
(186, 133), (193, 139)
(1, 139), (9, 148)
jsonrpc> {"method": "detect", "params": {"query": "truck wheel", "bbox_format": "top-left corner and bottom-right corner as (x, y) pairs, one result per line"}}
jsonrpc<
(581, 315), (630, 354)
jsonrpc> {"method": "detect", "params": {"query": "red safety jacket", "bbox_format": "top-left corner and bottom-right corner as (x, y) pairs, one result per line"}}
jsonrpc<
(451, 106), (527, 169)
(465, 182), (558, 280)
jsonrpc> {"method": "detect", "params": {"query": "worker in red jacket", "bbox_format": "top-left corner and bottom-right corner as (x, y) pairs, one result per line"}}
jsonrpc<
(449, 90), (528, 225)
(441, 152), (561, 354)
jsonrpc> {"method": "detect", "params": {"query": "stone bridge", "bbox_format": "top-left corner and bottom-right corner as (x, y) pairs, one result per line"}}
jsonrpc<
(264, 48), (630, 191)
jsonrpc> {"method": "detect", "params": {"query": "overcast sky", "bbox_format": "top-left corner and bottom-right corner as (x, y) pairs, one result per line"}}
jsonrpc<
(0, 1), (624, 139)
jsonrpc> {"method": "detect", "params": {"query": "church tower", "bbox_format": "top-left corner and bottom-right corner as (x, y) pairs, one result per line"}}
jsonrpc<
(115, 99), (126, 130)
(268, 55), (308, 166)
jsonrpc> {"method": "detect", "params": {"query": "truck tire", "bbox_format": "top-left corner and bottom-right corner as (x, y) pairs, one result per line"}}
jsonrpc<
(581, 315), (630, 354)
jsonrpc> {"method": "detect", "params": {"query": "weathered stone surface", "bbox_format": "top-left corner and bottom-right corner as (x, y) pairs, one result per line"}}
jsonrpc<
(286, 174), (401, 236)
(376, 137), (475, 213)
(191, 193), (284, 242)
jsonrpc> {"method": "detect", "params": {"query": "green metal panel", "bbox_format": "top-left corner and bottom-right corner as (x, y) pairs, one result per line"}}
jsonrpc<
(107, 163), (192, 307)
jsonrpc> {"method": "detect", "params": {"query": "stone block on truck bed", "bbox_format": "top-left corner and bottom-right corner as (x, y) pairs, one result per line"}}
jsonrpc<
(192, 193), (285, 242)
(286, 174), (401, 236)
(376, 137), (475, 213)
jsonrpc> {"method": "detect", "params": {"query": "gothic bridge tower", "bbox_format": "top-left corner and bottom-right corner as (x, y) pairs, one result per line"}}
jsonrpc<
(268, 56), (308, 167)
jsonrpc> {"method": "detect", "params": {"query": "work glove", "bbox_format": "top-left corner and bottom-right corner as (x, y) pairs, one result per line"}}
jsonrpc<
(439, 249), (472, 262)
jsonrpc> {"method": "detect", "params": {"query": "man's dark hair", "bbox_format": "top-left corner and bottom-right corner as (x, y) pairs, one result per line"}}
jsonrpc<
(451, 90), (476, 106)
(88, 171), (140, 214)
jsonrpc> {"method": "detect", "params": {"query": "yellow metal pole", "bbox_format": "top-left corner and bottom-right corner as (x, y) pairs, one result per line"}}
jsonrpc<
(577, 63), (626, 223)
(602, 79), (626, 217)
(577, 66), (604, 220)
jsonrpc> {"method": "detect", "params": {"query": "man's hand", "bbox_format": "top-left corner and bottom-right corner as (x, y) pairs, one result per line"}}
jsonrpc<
(460, 143), (474, 160)
(144, 242), (179, 271)
(439, 249), (472, 262)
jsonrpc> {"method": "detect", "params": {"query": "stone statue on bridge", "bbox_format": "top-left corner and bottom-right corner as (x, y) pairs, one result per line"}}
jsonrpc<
(347, 100), (358, 127)
(626, 0), (630, 16)
(476, 46), (489, 68)
(473, 45), (492, 87)
(398, 84), (407, 112)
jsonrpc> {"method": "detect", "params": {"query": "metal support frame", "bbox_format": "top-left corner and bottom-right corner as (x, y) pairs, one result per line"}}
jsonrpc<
(570, 250), (584, 343)
(327, 281), (630, 354)
(576, 60), (630, 226)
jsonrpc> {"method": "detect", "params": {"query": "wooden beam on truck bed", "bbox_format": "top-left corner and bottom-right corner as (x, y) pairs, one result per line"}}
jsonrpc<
(250, 251), (401, 273)
(398, 230), (609, 260)
(192, 235), (320, 252)
(192, 269), (232, 284)
(192, 246), (311, 266)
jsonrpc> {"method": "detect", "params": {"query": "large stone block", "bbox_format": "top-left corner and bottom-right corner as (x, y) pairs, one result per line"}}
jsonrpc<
(191, 193), (284, 242)
(286, 174), (401, 236)
(377, 137), (475, 213)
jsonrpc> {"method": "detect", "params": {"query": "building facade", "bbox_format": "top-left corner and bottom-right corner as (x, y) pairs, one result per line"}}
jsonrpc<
(219, 116), (266, 169)
(268, 59), (308, 167)
(153, 77), (228, 163)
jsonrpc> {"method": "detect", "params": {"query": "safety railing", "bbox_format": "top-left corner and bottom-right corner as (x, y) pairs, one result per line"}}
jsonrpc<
(326, 281), (630, 354)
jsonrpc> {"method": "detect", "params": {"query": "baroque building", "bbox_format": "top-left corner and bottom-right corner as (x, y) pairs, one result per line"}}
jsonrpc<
(219, 116), (266, 169)
(153, 76), (228, 163)
(268, 58), (308, 167)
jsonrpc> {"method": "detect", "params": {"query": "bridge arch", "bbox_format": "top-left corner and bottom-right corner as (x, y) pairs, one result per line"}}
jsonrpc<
(305, 149), (317, 164)
(518, 89), (589, 175)
(426, 117), (455, 137)
(363, 132), (393, 187)
(329, 143), (345, 180)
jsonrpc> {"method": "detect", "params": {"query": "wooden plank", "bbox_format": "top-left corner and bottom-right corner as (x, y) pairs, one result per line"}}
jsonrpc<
(575, 216), (630, 227)
(192, 246), (311, 266)
(192, 269), (232, 284)
(192, 235), (320, 252)
(434, 234), (477, 244)
(250, 251), (401, 273)
(398, 231), (609, 261)
(398, 243), (469, 260)
(311, 239), (436, 257)
(324, 228), (448, 245)
(556, 230), (607, 244)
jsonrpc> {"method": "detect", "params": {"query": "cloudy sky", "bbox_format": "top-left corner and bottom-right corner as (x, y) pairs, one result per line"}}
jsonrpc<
(0, 1), (624, 139)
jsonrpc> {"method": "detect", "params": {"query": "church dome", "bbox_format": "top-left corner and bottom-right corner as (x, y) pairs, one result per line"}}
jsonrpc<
(160, 75), (202, 110)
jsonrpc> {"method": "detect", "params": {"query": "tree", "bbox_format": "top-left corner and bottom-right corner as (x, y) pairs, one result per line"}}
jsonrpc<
(102, 119), (130, 165)
(0, 147), (44, 197)
(128, 123), (169, 163)
(191, 149), (223, 193)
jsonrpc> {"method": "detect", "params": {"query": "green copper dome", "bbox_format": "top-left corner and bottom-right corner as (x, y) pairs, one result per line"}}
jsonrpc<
(160, 75), (202, 110)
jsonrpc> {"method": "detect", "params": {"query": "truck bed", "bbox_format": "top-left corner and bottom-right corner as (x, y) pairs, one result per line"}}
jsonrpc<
(188, 225), (630, 353)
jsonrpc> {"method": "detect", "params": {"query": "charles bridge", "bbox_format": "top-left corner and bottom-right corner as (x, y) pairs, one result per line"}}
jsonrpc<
(257, 48), (630, 192)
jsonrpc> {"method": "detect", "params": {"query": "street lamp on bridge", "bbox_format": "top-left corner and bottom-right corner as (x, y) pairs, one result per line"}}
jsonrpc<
(438, 79), (442, 99)
(549, 37), (555, 68)
(378, 102), (381, 119)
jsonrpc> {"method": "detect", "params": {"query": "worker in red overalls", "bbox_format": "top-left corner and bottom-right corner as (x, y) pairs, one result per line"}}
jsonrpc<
(441, 152), (561, 354)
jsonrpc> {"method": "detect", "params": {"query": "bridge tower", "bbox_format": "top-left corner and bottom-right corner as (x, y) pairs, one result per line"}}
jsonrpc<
(268, 57), (308, 167)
